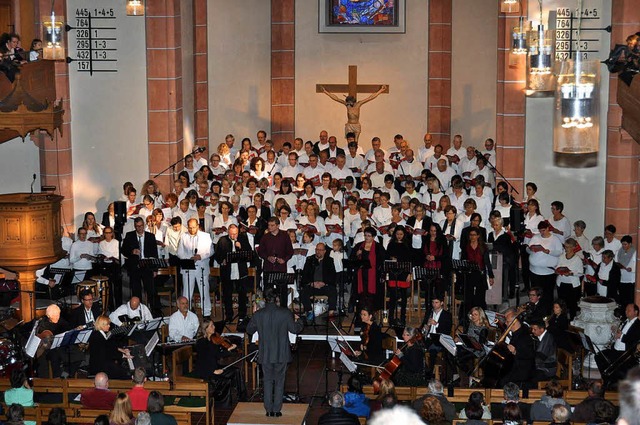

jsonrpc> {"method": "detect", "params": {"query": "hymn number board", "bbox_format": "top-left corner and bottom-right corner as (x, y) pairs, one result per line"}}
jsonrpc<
(554, 2), (604, 62)
(70, 6), (118, 75)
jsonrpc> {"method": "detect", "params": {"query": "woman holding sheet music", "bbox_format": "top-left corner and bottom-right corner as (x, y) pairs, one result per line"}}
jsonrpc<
(385, 226), (413, 326)
(422, 223), (450, 301)
(456, 307), (490, 385)
(297, 203), (326, 242)
(526, 221), (562, 315)
(351, 227), (386, 311)
(460, 227), (494, 314)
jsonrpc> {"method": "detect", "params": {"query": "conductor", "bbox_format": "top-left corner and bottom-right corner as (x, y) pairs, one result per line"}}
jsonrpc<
(246, 288), (304, 417)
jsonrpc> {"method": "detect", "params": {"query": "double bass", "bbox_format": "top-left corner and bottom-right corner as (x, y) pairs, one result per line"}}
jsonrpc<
(478, 304), (528, 387)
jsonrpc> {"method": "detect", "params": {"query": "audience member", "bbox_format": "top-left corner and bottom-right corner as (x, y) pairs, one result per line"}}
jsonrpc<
(550, 404), (571, 425)
(420, 395), (448, 425)
(147, 391), (177, 425)
(5, 404), (25, 425)
(81, 373), (117, 410)
(530, 381), (571, 422)
(109, 393), (135, 425)
(368, 405), (425, 425)
(343, 375), (370, 419)
(127, 367), (150, 411)
(44, 407), (67, 425)
(318, 391), (360, 425)
(573, 380), (617, 423)
(412, 379), (456, 421)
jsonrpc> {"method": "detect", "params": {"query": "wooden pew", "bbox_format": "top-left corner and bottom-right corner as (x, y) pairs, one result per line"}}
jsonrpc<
(167, 380), (211, 425)
(32, 377), (68, 407)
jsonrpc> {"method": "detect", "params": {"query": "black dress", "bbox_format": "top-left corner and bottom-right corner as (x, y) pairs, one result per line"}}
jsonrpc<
(88, 330), (130, 379)
(361, 322), (384, 365)
(394, 343), (427, 386)
(385, 240), (414, 323)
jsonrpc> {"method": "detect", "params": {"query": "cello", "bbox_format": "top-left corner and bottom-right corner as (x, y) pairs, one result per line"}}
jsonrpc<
(477, 304), (529, 387)
(372, 331), (423, 393)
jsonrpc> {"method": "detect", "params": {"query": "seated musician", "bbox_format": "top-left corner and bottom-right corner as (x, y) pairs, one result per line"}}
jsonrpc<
(494, 307), (535, 388)
(299, 243), (337, 321)
(194, 319), (246, 406)
(456, 307), (490, 385)
(420, 296), (453, 369)
(523, 287), (546, 325)
(596, 303), (640, 383)
(215, 224), (253, 327)
(69, 289), (102, 329)
(35, 231), (73, 299)
(353, 306), (384, 365)
(35, 304), (71, 378)
(109, 296), (153, 327)
(88, 315), (132, 380)
(530, 320), (557, 383)
(393, 326), (427, 386)
(168, 296), (199, 342)
(69, 227), (96, 283)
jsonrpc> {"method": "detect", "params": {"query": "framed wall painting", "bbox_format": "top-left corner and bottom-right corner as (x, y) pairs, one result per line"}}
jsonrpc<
(318, 0), (406, 34)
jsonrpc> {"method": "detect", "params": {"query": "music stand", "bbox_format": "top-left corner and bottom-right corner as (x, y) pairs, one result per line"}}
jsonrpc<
(342, 259), (371, 332)
(451, 260), (480, 327)
(413, 266), (441, 311)
(227, 251), (254, 264)
(383, 260), (412, 325)
(179, 259), (196, 311)
(265, 272), (296, 309)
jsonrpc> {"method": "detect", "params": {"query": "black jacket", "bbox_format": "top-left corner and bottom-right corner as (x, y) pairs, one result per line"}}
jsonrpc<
(318, 407), (359, 425)
(595, 262), (621, 301)
(301, 255), (336, 287)
(215, 233), (252, 281)
(385, 240), (414, 280)
(405, 215), (433, 249)
(421, 308), (453, 335)
(238, 206), (271, 223)
(121, 230), (158, 269)
(239, 217), (267, 246)
(246, 302), (304, 364)
(535, 330), (557, 378)
(619, 318), (640, 351)
(460, 225), (487, 248)
(505, 324), (535, 383)
(68, 304), (102, 328)
(321, 147), (346, 158)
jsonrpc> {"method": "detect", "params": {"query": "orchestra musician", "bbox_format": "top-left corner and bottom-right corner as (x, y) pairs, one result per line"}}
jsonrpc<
(109, 296), (153, 327)
(168, 296), (199, 342)
(194, 319), (246, 407)
(530, 320), (557, 384)
(215, 224), (253, 326)
(88, 315), (133, 380)
(69, 289), (101, 329)
(421, 295), (453, 378)
(393, 326), (427, 386)
(353, 306), (384, 365)
(35, 304), (71, 378)
(299, 242), (338, 320)
(121, 217), (159, 314)
(495, 307), (534, 388)
(456, 307), (490, 385)
(596, 304), (640, 383)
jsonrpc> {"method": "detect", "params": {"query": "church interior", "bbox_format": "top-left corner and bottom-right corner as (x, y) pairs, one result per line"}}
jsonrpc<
(0, 0), (639, 424)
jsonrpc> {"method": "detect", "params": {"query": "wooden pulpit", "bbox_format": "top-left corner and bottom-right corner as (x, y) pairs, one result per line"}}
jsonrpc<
(0, 193), (64, 321)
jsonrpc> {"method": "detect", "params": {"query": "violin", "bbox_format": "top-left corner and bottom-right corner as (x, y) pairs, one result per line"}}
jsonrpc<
(360, 323), (370, 357)
(372, 332), (423, 393)
(210, 332), (238, 352)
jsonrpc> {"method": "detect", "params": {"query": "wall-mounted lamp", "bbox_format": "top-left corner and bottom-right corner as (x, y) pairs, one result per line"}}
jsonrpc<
(511, 16), (528, 55)
(126, 0), (145, 16)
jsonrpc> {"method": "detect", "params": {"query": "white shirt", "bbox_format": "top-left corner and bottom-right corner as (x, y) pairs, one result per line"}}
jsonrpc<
(549, 216), (572, 243)
(605, 238), (623, 257)
(69, 240), (95, 270)
(98, 239), (119, 260)
(168, 310), (200, 342)
(556, 254), (583, 288)
(614, 317), (638, 351)
(177, 230), (213, 268)
(398, 160), (423, 179)
(109, 302), (153, 326)
(418, 146), (435, 164)
(280, 164), (303, 179)
(429, 309), (443, 334)
(345, 154), (366, 176)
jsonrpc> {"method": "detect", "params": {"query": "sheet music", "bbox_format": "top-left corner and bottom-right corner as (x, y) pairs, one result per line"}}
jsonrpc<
(437, 333), (457, 356)
(25, 321), (41, 358)
(339, 352), (357, 373)
(328, 338), (341, 353)
(146, 332), (159, 357)
(485, 310), (498, 327)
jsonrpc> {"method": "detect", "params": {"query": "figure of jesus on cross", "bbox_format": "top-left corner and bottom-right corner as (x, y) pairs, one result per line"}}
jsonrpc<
(317, 65), (389, 142)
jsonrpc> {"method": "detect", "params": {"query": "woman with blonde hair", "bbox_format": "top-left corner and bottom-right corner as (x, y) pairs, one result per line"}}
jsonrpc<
(88, 316), (132, 380)
(140, 179), (164, 208)
(218, 142), (232, 167)
(109, 393), (134, 425)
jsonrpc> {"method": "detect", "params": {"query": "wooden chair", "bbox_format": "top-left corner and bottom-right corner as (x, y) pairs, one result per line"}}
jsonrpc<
(210, 267), (221, 319)
(171, 344), (199, 383)
(156, 266), (178, 314)
(214, 266), (258, 321)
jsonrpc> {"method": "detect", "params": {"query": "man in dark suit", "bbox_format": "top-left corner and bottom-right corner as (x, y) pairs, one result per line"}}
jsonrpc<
(531, 320), (557, 383)
(322, 135), (346, 159)
(524, 286), (546, 324)
(421, 296), (453, 371)
(246, 287), (304, 417)
(299, 243), (337, 320)
(215, 224), (253, 327)
(69, 288), (102, 328)
(595, 250), (621, 302)
(121, 217), (159, 315)
(318, 391), (360, 425)
(497, 307), (535, 388)
(597, 303), (640, 384)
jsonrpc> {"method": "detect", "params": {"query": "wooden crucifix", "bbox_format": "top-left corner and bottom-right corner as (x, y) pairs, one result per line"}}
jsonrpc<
(316, 65), (389, 141)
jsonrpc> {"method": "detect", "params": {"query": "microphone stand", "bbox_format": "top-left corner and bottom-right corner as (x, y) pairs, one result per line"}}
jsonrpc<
(153, 152), (193, 183)
(474, 150), (520, 204)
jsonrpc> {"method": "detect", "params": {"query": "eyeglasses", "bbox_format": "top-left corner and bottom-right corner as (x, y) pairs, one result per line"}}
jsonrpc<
(104, 231), (113, 234)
